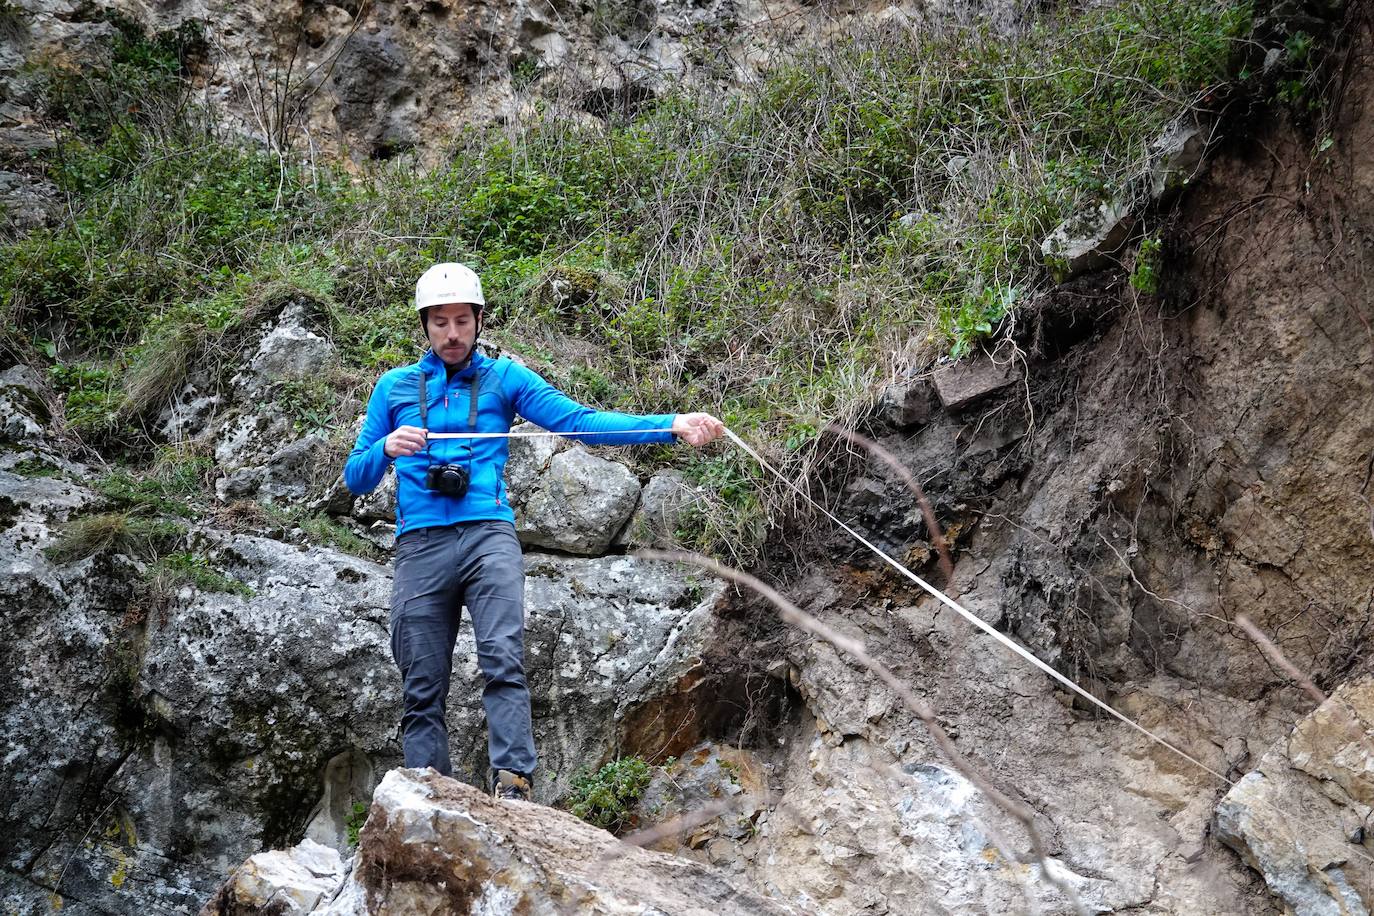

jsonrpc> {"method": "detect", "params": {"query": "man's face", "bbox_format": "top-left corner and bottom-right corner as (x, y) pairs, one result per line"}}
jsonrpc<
(425, 302), (479, 367)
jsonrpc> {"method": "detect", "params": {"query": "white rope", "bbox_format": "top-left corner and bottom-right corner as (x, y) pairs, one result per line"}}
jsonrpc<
(430, 421), (1365, 858)
(721, 428), (1234, 785)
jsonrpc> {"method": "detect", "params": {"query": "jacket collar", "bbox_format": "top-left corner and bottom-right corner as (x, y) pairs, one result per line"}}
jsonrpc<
(420, 346), (486, 380)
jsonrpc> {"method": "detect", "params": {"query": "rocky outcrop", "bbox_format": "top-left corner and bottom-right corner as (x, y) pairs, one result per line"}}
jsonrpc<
(0, 452), (722, 911)
(205, 768), (795, 915)
(0, 0), (1038, 164)
(1215, 678), (1374, 915)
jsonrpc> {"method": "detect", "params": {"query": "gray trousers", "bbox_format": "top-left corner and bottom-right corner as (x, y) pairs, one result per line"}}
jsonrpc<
(389, 520), (536, 778)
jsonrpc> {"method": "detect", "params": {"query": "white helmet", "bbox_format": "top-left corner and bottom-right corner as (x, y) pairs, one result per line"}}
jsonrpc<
(415, 262), (485, 311)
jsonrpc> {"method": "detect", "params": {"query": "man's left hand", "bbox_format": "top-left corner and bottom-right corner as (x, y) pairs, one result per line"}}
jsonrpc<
(672, 413), (726, 447)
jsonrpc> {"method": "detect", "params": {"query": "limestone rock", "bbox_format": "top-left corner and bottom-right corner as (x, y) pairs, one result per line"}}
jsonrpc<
(1214, 677), (1374, 915)
(230, 302), (335, 399)
(352, 469), (396, 524)
(502, 552), (723, 800)
(1041, 199), (1132, 277)
(207, 768), (797, 915)
(0, 363), (51, 445)
(0, 168), (58, 232)
(2, 448), (726, 914)
(504, 420), (566, 509)
(158, 389), (223, 443)
(516, 446), (641, 554)
(216, 428), (333, 503)
(201, 839), (345, 916)
(615, 469), (701, 549)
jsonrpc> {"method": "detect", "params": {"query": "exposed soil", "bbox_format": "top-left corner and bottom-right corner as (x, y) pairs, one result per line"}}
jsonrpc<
(656, 7), (1374, 913)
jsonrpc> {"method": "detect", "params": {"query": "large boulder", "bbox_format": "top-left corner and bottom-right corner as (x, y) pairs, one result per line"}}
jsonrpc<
(1214, 678), (1374, 915)
(204, 768), (796, 915)
(515, 446), (642, 555)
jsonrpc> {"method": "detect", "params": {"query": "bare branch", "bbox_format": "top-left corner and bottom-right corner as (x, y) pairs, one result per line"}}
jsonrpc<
(1235, 614), (1327, 707)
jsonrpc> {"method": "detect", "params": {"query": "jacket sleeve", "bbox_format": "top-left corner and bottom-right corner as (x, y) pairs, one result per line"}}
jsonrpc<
(506, 362), (677, 446)
(344, 374), (395, 494)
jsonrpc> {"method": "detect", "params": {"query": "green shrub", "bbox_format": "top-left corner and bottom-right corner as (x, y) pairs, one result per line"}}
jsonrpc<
(46, 512), (184, 563)
(11, 457), (62, 478)
(567, 756), (653, 835)
(1130, 236), (1164, 294)
(346, 801), (369, 847)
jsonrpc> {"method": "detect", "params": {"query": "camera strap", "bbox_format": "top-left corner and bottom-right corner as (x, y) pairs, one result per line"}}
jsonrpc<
(418, 368), (430, 457)
(417, 363), (481, 451)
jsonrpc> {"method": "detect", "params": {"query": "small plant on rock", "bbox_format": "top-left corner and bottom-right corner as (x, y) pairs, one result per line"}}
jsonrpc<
(567, 756), (653, 835)
(346, 801), (369, 847)
(1130, 236), (1164, 295)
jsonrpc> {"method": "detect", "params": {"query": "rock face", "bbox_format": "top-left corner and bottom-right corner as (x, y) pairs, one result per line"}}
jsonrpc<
(1215, 678), (1374, 915)
(647, 21), (1374, 916)
(515, 446), (642, 554)
(0, 468), (399, 913)
(615, 469), (701, 549)
(205, 768), (796, 915)
(476, 552), (723, 800)
(0, 0), (1038, 165)
(0, 453), (722, 911)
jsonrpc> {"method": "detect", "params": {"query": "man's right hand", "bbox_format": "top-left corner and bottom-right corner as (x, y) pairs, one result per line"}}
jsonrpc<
(384, 425), (428, 458)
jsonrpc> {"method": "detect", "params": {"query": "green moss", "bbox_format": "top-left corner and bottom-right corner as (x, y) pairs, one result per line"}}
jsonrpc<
(11, 456), (62, 478)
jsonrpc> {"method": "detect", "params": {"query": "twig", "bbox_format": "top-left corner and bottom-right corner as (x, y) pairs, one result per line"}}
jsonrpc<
(614, 798), (743, 854)
(1234, 614), (1327, 707)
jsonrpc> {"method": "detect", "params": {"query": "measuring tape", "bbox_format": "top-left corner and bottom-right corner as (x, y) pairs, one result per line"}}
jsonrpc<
(424, 429), (657, 439)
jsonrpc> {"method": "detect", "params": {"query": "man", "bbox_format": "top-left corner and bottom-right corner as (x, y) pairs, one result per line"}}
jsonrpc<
(344, 262), (724, 802)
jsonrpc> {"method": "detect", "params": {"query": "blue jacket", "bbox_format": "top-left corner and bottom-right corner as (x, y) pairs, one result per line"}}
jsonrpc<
(344, 349), (677, 535)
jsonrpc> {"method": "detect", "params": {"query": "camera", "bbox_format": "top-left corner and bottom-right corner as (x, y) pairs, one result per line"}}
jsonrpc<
(424, 464), (469, 498)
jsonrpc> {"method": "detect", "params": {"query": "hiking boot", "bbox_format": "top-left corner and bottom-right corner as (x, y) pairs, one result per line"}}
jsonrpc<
(492, 768), (532, 802)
